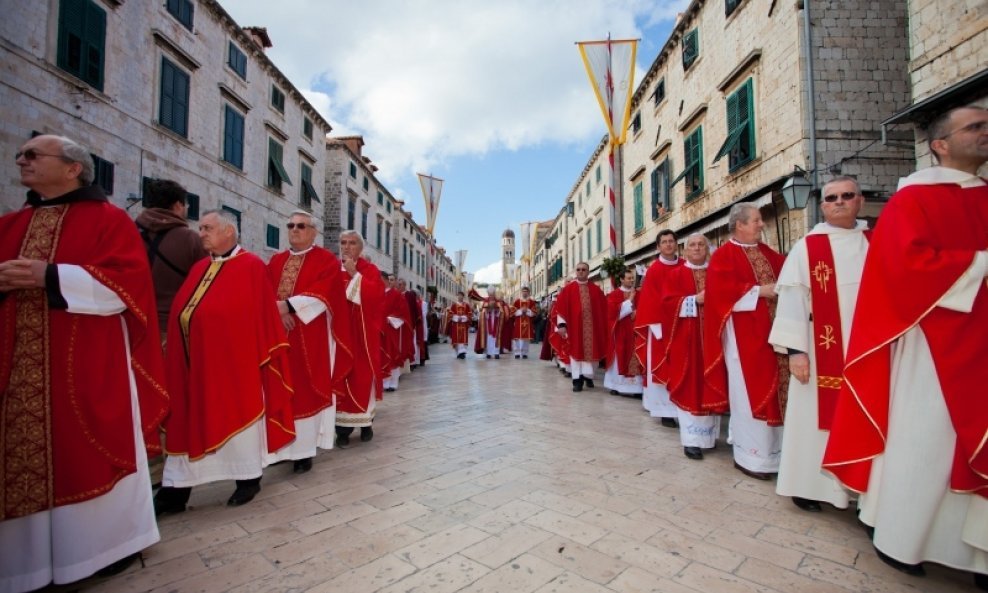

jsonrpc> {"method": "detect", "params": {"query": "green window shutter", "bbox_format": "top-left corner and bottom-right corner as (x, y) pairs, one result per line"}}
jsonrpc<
(661, 159), (672, 212)
(58, 0), (106, 90)
(159, 58), (189, 137)
(586, 227), (592, 257)
(596, 218), (602, 253)
(685, 127), (704, 199)
(682, 29), (699, 71)
(633, 182), (644, 232)
(223, 105), (244, 169)
(303, 117), (313, 140)
(299, 162), (313, 208)
(266, 224), (279, 249)
(186, 193), (199, 220)
(650, 166), (660, 220)
(349, 162), (357, 178)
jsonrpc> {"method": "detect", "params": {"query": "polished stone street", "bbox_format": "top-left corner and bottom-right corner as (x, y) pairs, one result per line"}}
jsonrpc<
(69, 345), (975, 592)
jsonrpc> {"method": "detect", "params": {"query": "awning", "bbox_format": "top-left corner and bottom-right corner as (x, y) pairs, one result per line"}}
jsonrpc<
(302, 179), (321, 203)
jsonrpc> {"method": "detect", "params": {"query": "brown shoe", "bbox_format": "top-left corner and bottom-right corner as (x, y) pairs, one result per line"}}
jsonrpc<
(734, 462), (774, 481)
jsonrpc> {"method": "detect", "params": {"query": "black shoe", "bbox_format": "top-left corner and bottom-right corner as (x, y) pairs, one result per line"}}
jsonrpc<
(293, 458), (313, 474)
(523, 355), (528, 359)
(661, 417), (679, 428)
(515, 355), (520, 359)
(337, 432), (350, 447)
(584, 379), (594, 389)
(792, 497), (822, 512)
(572, 379), (583, 392)
(227, 480), (261, 507)
(610, 390), (619, 395)
(974, 572), (988, 591)
(875, 547), (925, 576)
(495, 355), (500, 359)
(734, 462), (775, 481)
(684, 447), (703, 460)
(385, 387), (396, 392)
(153, 486), (190, 516)
(457, 353), (466, 359)
(360, 426), (374, 442)
(486, 355), (492, 359)
(96, 552), (142, 577)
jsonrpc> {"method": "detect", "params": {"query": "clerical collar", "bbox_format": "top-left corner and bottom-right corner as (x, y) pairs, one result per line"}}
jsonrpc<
(575, 279), (588, 285)
(26, 185), (108, 207)
(685, 261), (708, 270)
(211, 245), (241, 261)
(289, 245), (315, 256)
(658, 255), (679, 266)
(729, 238), (759, 248)
(619, 286), (634, 292)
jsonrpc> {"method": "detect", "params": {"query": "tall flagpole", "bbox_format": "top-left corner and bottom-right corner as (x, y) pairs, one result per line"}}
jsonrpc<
(417, 173), (444, 294)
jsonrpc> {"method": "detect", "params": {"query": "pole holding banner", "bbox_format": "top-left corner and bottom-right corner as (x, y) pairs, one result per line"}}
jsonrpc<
(418, 173), (444, 289)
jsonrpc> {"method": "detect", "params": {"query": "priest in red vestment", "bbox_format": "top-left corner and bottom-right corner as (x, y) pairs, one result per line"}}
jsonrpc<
(604, 268), (642, 396)
(703, 203), (786, 480)
(474, 291), (506, 358)
(156, 209), (295, 514)
(1, 135), (169, 589)
(511, 287), (538, 359)
(661, 233), (721, 460)
(381, 274), (411, 391)
(335, 230), (386, 447)
(444, 291), (472, 359)
(399, 279), (424, 367)
(554, 262), (608, 392)
(823, 106), (988, 584)
(634, 229), (685, 424)
(267, 211), (353, 473)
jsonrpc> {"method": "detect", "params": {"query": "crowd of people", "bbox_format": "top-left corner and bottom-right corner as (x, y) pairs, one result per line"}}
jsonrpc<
(0, 104), (985, 592)
(535, 105), (987, 589)
(0, 134), (435, 591)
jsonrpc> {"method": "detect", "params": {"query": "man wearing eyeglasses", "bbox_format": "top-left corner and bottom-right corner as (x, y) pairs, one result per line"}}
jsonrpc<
(769, 176), (868, 514)
(266, 211), (352, 472)
(554, 262), (608, 392)
(0, 135), (169, 588)
(823, 105), (988, 587)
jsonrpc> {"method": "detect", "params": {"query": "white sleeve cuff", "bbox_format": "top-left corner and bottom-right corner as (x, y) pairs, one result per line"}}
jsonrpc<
(58, 264), (126, 315)
(346, 272), (362, 305)
(618, 299), (633, 319)
(289, 295), (327, 325)
(938, 251), (988, 313)
(733, 286), (760, 312)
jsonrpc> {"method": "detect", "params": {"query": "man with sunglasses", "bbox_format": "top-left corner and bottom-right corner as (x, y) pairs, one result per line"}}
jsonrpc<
(0, 135), (169, 588)
(266, 211), (353, 472)
(769, 176), (868, 513)
(823, 105), (988, 588)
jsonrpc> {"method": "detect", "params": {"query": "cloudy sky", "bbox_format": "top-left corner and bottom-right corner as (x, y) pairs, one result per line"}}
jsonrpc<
(226, 0), (688, 282)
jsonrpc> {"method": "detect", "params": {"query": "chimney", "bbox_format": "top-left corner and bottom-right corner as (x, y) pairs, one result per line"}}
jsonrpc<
(338, 136), (364, 158)
(243, 27), (273, 51)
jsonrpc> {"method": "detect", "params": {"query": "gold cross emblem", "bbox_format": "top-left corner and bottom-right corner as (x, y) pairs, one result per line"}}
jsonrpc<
(818, 324), (837, 350)
(813, 261), (832, 293)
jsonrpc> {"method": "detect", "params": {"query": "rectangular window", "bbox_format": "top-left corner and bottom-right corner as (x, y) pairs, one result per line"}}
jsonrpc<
(267, 138), (292, 191)
(221, 205), (241, 233)
(585, 180), (591, 197)
(650, 158), (672, 219)
(360, 203), (369, 239)
(595, 165), (601, 184)
(679, 127), (704, 200)
(726, 0), (742, 17)
(349, 162), (357, 178)
(159, 57), (190, 137)
(362, 177), (369, 192)
(303, 116), (313, 140)
(633, 181), (644, 232)
(385, 222), (392, 255)
(714, 78), (757, 172)
(347, 196), (356, 230)
(271, 86), (285, 113)
(652, 78), (666, 106)
(57, 0), (106, 91)
(90, 154), (114, 195)
(386, 201), (392, 214)
(186, 193), (199, 220)
(630, 112), (642, 135)
(596, 217), (602, 253)
(375, 216), (383, 249)
(165, 0), (194, 30)
(586, 227), (592, 259)
(682, 28), (699, 71)
(377, 190), (384, 206)
(222, 105), (244, 169)
(266, 224), (279, 249)
(227, 42), (247, 79)
(299, 162), (315, 209)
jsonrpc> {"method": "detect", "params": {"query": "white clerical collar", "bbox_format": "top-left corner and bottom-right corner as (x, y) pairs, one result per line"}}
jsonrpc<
(289, 245), (315, 256)
(898, 165), (987, 190)
(658, 255), (679, 266)
(211, 245), (242, 261)
(575, 279), (588, 285)
(729, 238), (759, 248)
(816, 220), (868, 234)
(685, 261), (708, 270)
(619, 286), (634, 292)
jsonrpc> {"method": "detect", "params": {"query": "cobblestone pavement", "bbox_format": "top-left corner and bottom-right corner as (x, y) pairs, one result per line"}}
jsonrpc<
(61, 344), (977, 592)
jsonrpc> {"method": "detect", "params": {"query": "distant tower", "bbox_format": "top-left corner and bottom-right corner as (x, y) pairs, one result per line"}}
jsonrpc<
(501, 228), (515, 288)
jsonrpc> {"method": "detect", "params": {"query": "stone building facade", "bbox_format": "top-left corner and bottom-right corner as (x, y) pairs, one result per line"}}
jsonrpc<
(0, 0), (330, 255)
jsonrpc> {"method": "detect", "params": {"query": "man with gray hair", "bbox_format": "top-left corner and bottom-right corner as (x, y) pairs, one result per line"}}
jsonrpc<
(1, 134), (169, 587)
(702, 203), (786, 480)
(155, 209), (296, 513)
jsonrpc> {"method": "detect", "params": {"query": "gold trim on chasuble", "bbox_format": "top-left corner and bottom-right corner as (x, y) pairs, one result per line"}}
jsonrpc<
(276, 253), (304, 300)
(693, 268), (707, 348)
(1, 205), (68, 519)
(179, 260), (225, 363)
(742, 245), (790, 418)
(578, 284), (593, 358)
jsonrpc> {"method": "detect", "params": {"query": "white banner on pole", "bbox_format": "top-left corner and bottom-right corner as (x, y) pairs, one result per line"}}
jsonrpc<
(417, 173), (444, 235)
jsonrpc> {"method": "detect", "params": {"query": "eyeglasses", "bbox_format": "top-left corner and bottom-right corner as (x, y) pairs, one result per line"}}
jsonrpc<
(822, 191), (859, 203)
(939, 120), (988, 139)
(15, 149), (68, 162)
(286, 223), (310, 230)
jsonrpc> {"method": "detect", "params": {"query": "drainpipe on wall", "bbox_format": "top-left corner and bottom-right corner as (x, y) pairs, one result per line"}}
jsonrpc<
(802, 0), (819, 227)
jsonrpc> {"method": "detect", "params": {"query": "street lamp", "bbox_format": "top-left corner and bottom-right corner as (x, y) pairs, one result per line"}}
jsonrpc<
(781, 166), (812, 210)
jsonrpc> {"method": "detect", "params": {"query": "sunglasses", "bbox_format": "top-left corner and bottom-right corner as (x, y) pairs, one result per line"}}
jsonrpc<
(822, 191), (859, 203)
(15, 149), (68, 162)
(939, 120), (988, 139)
(286, 223), (310, 230)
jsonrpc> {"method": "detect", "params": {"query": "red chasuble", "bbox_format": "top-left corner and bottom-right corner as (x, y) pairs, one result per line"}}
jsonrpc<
(661, 264), (714, 415)
(554, 280), (609, 361)
(512, 298), (538, 340)
(542, 300), (568, 363)
(445, 301), (472, 346)
(267, 247), (353, 419)
(381, 288), (412, 374)
(702, 241), (787, 424)
(0, 193), (169, 518)
(339, 258), (384, 410)
(823, 182), (988, 497)
(606, 288), (639, 376)
(634, 258), (684, 382)
(165, 250), (295, 460)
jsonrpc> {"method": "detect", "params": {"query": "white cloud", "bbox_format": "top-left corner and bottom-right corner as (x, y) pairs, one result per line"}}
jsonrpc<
(225, 1), (688, 184)
(472, 260), (503, 284)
